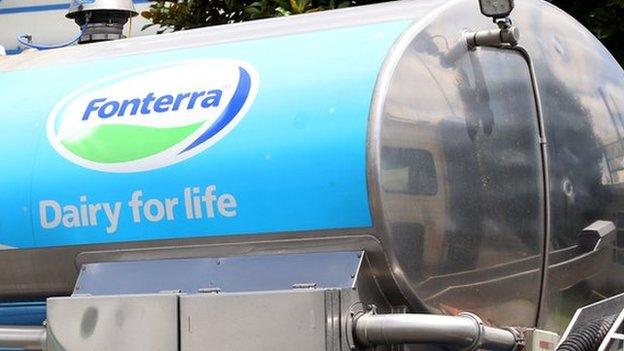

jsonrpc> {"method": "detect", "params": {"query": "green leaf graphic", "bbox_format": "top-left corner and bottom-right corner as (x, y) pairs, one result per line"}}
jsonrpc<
(61, 122), (203, 163)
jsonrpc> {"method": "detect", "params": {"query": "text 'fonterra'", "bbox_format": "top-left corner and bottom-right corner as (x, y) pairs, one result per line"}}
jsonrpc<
(82, 90), (223, 120)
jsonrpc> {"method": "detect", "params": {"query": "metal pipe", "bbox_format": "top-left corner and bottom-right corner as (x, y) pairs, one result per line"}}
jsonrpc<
(500, 45), (551, 328)
(481, 325), (519, 351)
(353, 312), (519, 351)
(465, 26), (520, 48)
(0, 326), (46, 350)
(464, 26), (552, 329)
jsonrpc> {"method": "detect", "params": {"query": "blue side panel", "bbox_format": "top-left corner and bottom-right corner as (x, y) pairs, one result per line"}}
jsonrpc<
(0, 302), (46, 325)
(0, 20), (410, 249)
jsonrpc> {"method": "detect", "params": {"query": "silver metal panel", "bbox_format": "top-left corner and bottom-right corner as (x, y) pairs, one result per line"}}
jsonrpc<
(73, 251), (363, 295)
(366, 0), (624, 331)
(46, 294), (178, 351)
(180, 290), (328, 351)
(518, 0), (624, 334)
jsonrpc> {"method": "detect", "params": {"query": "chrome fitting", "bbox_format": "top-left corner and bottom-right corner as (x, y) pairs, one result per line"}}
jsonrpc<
(465, 26), (520, 49)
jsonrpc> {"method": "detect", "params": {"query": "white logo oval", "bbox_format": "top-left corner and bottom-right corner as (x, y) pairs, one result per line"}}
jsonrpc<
(47, 59), (259, 172)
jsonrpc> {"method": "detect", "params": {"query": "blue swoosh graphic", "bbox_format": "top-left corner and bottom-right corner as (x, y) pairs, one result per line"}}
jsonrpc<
(181, 66), (252, 153)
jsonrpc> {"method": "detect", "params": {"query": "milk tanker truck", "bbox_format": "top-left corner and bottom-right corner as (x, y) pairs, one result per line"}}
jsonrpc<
(0, 0), (623, 349)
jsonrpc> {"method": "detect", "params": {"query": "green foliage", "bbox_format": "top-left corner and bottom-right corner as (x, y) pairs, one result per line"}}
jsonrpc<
(141, 0), (357, 32)
(141, 0), (249, 32)
(141, 0), (624, 66)
(550, 0), (624, 65)
(246, 0), (352, 19)
(141, 0), (391, 30)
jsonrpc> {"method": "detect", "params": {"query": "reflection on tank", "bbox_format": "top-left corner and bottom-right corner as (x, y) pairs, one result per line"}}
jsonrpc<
(521, 0), (624, 330)
(377, 25), (544, 326)
(373, 0), (624, 330)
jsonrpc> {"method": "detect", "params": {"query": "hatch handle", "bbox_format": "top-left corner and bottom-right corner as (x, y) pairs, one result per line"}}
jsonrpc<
(578, 220), (616, 253)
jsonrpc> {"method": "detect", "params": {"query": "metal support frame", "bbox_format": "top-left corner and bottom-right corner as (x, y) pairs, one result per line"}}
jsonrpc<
(0, 248), (525, 351)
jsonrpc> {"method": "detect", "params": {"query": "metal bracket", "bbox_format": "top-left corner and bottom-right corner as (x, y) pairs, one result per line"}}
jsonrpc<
(345, 301), (367, 350)
(72, 251), (364, 296)
(198, 287), (221, 294)
(293, 283), (318, 290)
(458, 312), (484, 351)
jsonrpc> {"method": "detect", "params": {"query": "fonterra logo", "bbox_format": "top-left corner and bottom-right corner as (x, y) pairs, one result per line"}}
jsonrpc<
(47, 59), (259, 172)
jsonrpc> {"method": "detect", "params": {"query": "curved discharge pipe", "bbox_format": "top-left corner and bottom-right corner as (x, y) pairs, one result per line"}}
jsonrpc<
(353, 312), (521, 351)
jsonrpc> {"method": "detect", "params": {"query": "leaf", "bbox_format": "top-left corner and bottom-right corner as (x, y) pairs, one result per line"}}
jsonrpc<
(141, 23), (157, 31)
(338, 1), (350, 8)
